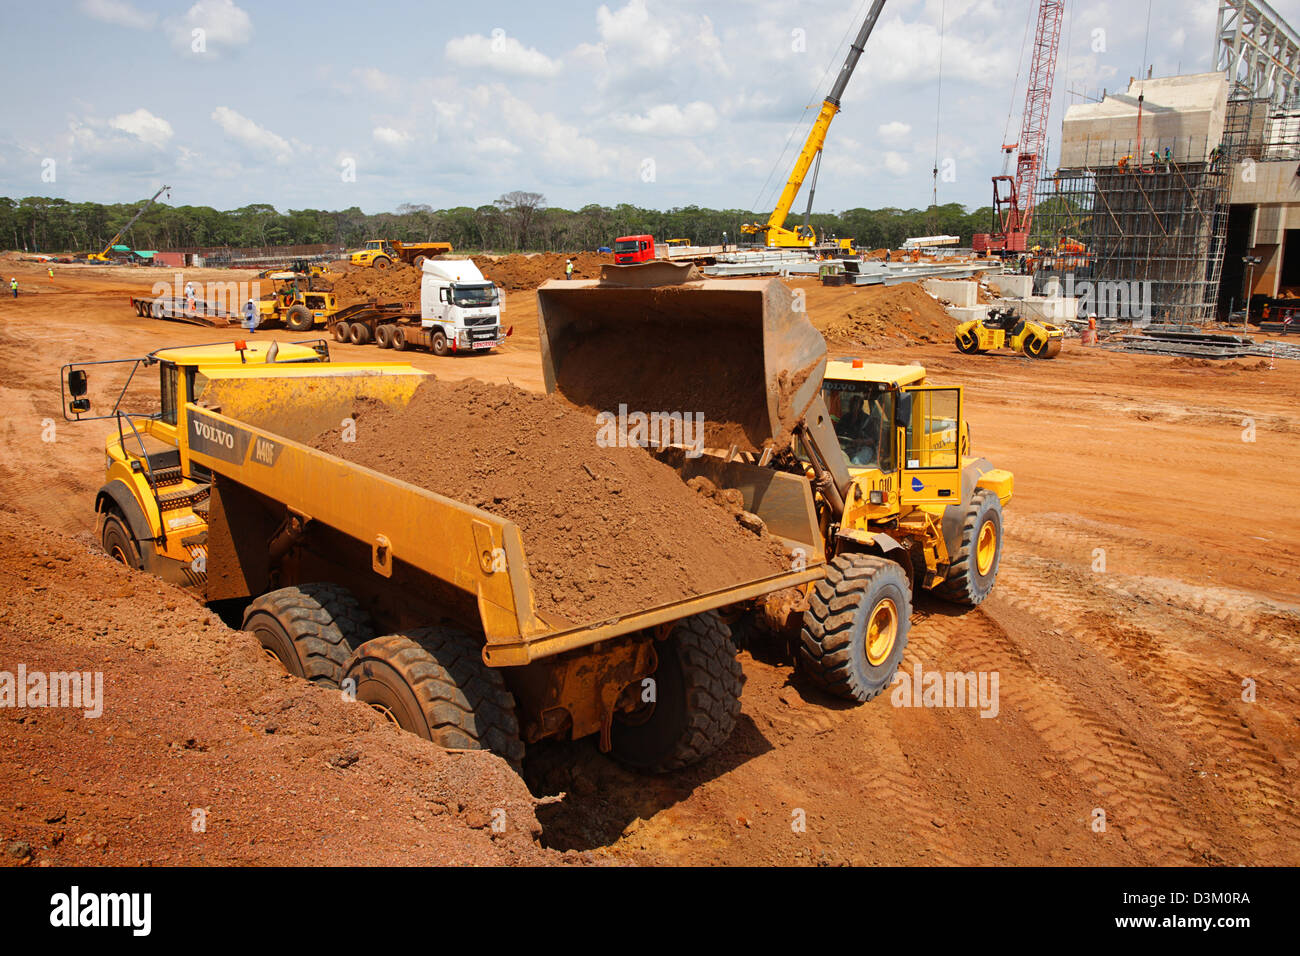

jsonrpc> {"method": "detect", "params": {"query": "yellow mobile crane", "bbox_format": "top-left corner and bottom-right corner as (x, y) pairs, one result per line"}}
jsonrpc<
(85, 185), (171, 263)
(742, 0), (885, 252)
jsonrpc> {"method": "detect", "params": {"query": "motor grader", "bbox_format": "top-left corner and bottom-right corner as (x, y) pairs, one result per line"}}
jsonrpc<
(60, 336), (827, 773)
(955, 305), (1063, 359)
(537, 261), (1013, 703)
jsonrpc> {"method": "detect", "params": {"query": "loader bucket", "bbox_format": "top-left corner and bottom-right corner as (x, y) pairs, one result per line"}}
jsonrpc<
(537, 263), (827, 451)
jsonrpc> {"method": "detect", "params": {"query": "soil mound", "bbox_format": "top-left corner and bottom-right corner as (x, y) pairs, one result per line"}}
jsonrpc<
(470, 252), (612, 291)
(313, 379), (790, 625)
(331, 263), (423, 306)
(815, 281), (958, 347)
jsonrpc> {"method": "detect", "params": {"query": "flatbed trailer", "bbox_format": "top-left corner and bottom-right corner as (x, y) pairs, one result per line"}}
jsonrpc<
(129, 294), (239, 327)
(327, 302), (507, 353)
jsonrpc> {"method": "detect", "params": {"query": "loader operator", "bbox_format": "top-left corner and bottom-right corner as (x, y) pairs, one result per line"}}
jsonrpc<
(829, 388), (885, 468)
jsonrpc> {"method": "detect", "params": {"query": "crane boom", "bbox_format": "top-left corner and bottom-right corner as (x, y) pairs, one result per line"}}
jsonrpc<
(89, 185), (171, 262)
(744, 0), (886, 249)
(973, 0), (1063, 254)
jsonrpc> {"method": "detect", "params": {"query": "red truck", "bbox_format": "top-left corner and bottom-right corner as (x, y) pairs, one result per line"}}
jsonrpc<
(613, 234), (656, 264)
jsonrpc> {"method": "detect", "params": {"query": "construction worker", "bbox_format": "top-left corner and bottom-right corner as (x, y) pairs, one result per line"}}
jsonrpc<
(10, 278), (17, 298)
(47, 267), (54, 282)
(1163, 146), (1172, 165)
(1118, 154), (1132, 173)
(565, 258), (574, 280)
(243, 299), (258, 331)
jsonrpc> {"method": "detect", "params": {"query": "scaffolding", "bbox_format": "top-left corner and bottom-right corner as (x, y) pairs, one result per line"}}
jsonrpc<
(1031, 134), (1233, 325)
(1031, 84), (1300, 325)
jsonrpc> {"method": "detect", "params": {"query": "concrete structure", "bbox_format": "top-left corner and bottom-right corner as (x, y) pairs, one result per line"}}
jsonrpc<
(921, 278), (978, 307)
(987, 274), (1034, 298)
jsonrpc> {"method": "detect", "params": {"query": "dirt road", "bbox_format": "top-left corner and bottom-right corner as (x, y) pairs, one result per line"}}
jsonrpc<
(1, 258), (1297, 866)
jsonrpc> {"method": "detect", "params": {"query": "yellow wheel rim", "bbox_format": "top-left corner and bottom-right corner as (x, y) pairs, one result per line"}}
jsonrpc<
(976, 520), (997, 575)
(866, 598), (898, 667)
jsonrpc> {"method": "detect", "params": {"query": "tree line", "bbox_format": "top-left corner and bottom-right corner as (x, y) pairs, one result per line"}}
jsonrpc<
(1, 190), (1004, 256)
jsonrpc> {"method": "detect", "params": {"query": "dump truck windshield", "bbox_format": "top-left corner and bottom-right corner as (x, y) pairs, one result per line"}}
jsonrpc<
(451, 284), (499, 307)
(824, 381), (896, 471)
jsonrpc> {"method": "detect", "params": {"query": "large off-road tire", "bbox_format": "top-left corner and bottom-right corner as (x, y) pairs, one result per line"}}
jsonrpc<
(285, 304), (314, 332)
(341, 629), (524, 765)
(798, 553), (910, 703)
(242, 583), (374, 687)
(372, 256), (391, 270)
(610, 611), (742, 773)
(100, 511), (144, 570)
(412, 255), (427, 270)
(935, 488), (1003, 606)
(430, 330), (449, 356)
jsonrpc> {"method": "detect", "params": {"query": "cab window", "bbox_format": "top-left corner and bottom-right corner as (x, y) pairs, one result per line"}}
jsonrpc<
(159, 362), (179, 425)
(824, 381), (896, 471)
(902, 387), (960, 469)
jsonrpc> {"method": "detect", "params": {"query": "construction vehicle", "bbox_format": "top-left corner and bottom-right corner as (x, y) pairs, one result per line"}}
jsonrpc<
(330, 259), (508, 355)
(132, 272), (342, 332)
(537, 261), (1013, 703)
(973, 0), (1064, 253)
(955, 305), (1063, 359)
(614, 235), (656, 264)
(349, 239), (453, 270)
(61, 337), (825, 771)
(740, 0), (885, 252)
(84, 185), (171, 263)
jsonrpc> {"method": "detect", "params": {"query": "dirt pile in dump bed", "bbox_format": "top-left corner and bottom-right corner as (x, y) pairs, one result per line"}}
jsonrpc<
(469, 252), (613, 291)
(0, 510), (556, 866)
(814, 281), (959, 347)
(313, 379), (790, 626)
(330, 263), (423, 306)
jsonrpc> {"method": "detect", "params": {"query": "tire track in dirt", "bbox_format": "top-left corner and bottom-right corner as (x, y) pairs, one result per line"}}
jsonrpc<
(994, 557), (1300, 863)
(913, 593), (1210, 864)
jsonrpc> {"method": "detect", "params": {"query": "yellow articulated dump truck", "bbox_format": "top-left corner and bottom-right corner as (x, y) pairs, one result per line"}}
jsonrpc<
(537, 262), (1014, 703)
(60, 337), (825, 772)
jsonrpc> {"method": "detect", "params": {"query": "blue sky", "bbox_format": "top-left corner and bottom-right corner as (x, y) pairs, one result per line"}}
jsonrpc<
(2, 0), (1296, 214)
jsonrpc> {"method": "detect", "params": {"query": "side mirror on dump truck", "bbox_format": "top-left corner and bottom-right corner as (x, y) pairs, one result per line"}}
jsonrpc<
(67, 368), (90, 414)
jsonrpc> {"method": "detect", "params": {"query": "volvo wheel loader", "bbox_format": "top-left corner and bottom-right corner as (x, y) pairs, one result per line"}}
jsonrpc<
(537, 261), (1014, 704)
(60, 335), (826, 773)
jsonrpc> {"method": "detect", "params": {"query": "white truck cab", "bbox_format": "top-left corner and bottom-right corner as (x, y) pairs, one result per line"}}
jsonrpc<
(420, 259), (505, 353)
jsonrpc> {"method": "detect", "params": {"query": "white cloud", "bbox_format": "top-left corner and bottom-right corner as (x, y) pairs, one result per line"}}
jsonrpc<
(372, 127), (411, 148)
(445, 33), (562, 78)
(473, 137), (521, 156)
(354, 67), (399, 96)
(883, 151), (909, 176)
(574, 0), (729, 90)
(610, 102), (718, 136)
(211, 106), (291, 162)
(109, 109), (174, 149)
(168, 0), (253, 52)
(878, 121), (912, 144)
(80, 0), (155, 29)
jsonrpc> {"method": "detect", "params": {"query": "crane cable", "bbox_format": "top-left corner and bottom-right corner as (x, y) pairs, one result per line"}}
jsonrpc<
(932, 0), (946, 207)
(1001, 1), (1035, 173)
(748, 0), (871, 217)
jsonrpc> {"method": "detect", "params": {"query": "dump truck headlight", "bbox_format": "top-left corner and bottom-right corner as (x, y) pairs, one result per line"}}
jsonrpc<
(869, 489), (887, 505)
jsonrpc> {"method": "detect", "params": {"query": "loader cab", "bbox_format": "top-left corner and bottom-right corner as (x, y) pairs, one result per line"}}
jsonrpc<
(822, 361), (967, 521)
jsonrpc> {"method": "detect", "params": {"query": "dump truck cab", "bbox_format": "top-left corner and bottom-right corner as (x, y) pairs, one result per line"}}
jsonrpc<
(350, 239), (397, 268)
(64, 339), (337, 586)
